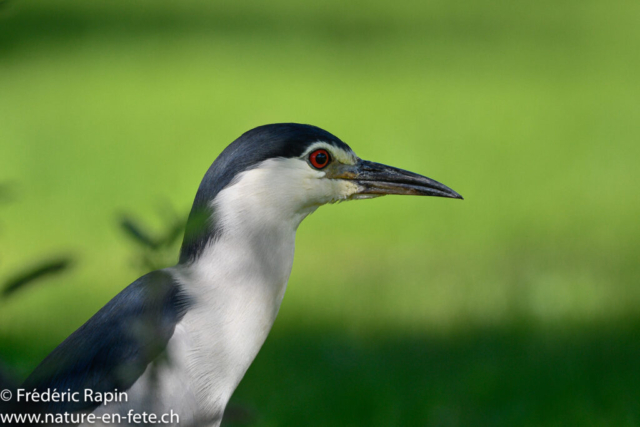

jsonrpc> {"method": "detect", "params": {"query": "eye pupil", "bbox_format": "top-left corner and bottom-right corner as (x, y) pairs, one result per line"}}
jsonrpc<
(315, 152), (327, 165)
(310, 149), (330, 169)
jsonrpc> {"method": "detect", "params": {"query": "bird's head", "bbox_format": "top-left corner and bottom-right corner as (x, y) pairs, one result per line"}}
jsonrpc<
(180, 123), (461, 263)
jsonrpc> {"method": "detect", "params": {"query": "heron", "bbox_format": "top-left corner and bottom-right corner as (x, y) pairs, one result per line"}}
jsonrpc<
(16, 123), (462, 426)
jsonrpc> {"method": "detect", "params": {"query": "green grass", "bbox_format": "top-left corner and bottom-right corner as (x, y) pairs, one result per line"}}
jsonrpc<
(1, 0), (639, 425)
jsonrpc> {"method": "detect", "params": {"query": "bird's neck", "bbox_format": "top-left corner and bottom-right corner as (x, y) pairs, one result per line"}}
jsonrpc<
(173, 190), (318, 414)
(192, 180), (319, 289)
(188, 213), (300, 296)
(183, 169), (322, 297)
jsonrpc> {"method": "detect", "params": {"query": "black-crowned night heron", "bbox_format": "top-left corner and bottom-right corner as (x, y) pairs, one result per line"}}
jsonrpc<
(16, 123), (462, 426)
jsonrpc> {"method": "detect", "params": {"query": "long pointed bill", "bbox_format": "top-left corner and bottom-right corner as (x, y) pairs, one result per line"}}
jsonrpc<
(330, 160), (463, 199)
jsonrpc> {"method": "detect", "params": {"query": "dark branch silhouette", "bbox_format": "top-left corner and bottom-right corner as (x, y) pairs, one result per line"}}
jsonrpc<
(2, 257), (73, 297)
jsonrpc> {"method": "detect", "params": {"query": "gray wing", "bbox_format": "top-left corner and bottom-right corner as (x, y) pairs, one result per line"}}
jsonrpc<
(18, 269), (191, 416)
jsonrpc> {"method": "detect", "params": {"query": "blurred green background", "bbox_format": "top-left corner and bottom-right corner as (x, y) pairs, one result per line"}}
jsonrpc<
(1, 0), (639, 425)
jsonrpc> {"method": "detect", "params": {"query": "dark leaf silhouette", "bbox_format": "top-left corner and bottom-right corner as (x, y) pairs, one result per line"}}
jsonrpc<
(119, 215), (160, 249)
(2, 257), (73, 297)
(161, 220), (185, 248)
(155, 201), (186, 246)
(119, 205), (187, 272)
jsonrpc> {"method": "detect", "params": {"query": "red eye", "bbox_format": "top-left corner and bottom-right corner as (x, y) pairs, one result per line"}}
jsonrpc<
(309, 149), (331, 169)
